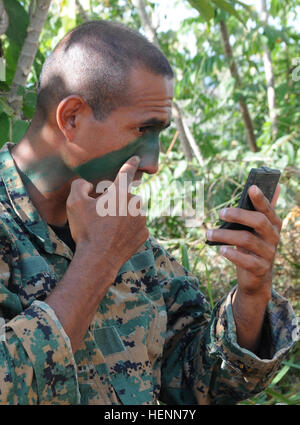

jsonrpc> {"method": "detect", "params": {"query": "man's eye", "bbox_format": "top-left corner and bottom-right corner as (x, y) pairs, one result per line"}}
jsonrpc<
(138, 126), (150, 134)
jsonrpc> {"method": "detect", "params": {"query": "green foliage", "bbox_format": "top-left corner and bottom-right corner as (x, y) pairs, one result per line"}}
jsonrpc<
(0, 113), (10, 143)
(2, 0), (29, 86)
(11, 119), (29, 143)
(188, 0), (214, 21)
(1, 0), (299, 404)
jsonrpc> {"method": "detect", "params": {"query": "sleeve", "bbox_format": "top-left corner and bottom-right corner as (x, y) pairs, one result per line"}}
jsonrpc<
(148, 236), (299, 405)
(0, 256), (80, 404)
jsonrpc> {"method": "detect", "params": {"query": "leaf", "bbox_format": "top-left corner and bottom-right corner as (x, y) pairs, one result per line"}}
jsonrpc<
(3, 0), (29, 48)
(270, 0), (281, 16)
(188, 0), (214, 22)
(282, 361), (300, 371)
(32, 49), (46, 82)
(0, 113), (10, 145)
(212, 0), (245, 25)
(180, 243), (190, 271)
(285, 142), (295, 164)
(205, 264), (214, 309)
(0, 97), (14, 117)
(263, 25), (289, 50)
(4, 38), (22, 86)
(173, 160), (188, 179)
(231, 0), (252, 13)
(22, 91), (37, 119)
(264, 388), (294, 405)
(11, 120), (29, 143)
(270, 364), (290, 386)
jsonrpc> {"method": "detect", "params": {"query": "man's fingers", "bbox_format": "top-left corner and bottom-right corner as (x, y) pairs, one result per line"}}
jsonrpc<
(248, 185), (282, 231)
(69, 178), (94, 200)
(218, 207), (280, 245)
(220, 246), (270, 278)
(115, 156), (141, 189)
(207, 229), (275, 261)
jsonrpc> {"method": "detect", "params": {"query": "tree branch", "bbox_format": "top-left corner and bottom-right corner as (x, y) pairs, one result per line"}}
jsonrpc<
(8, 0), (52, 115)
(172, 101), (204, 163)
(131, 0), (160, 48)
(219, 19), (258, 152)
(132, 0), (204, 165)
(259, 0), (278, 140)
(75, 0), (89, 23)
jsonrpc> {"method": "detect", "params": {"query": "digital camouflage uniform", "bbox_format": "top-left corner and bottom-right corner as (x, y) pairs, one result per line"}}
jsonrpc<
(0, 142), (298, 405)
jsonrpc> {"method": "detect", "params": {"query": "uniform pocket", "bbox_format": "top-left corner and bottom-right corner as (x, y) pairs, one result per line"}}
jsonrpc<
(117, 250), (154, 276)
(93, 326), (126, 357)
(20, 256), (51, 280)
(18, 256), (57, 306)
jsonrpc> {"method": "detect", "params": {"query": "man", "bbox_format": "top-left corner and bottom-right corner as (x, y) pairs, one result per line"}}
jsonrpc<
(0, 20), (298, 405)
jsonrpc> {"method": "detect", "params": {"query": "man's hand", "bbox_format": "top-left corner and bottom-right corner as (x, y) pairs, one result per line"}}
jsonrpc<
(47, 155), (149, 352)
(206, 184), (281, 298)
(206, 184), (282, 352)
(66, 155), (149, 273)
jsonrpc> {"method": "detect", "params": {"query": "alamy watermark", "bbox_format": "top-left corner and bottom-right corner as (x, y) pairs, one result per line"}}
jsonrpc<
(95, 174), (204, 227)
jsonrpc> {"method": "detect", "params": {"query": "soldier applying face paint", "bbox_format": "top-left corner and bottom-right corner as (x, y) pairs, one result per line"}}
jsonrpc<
(0, 20), (297, 405)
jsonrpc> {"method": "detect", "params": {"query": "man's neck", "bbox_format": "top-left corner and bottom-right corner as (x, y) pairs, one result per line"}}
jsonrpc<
(10, 137), (76, 226)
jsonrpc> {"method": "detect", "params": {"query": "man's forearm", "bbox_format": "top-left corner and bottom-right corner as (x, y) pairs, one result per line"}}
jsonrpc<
(45, 245), (118, 353)
(232, 287), (270, 353)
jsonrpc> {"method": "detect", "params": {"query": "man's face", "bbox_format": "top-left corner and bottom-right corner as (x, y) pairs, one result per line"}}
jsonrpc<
(62, 67), (174, 185)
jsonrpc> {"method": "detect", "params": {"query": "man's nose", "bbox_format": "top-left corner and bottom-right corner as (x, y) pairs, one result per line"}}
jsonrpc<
(138, 161), (159, 175)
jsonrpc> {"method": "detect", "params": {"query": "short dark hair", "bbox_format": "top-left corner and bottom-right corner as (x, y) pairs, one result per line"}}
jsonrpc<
(35, 20), (174, 123)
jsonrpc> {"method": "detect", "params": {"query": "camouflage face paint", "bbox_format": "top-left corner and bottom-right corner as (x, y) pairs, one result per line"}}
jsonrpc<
(73, 130), (160, 183)
(19, 131), (160, 192)
(20, 155), (75, 193)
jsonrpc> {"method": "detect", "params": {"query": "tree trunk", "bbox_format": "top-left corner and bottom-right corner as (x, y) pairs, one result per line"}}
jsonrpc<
(132, 0), (204, 164)
(8, 0), (52, 115)
(260, 0), (278, 140)
(172, 102), (194, 161)
(219, 19), (258, 152)
(131, 0), (160, 48)
(75, 0), (89, 23)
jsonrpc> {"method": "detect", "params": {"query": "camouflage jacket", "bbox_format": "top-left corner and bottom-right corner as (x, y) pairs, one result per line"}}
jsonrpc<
(0, 142), (298, 405)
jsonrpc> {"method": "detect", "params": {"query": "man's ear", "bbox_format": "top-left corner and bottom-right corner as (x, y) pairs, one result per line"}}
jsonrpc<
(56, 95), (88, 141)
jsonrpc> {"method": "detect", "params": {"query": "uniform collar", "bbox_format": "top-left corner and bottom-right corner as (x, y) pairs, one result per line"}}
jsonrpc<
(0, 142), (73, 260)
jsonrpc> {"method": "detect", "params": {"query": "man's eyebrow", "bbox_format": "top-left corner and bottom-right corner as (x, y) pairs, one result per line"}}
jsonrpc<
(139, 118), (171, 129)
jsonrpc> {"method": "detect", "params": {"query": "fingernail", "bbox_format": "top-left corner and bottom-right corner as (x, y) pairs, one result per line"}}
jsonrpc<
(252, 185), (260, 195)
(132, 156), (140, 165)
(219, 208), (227, 219)
(206, 230), (213, 241)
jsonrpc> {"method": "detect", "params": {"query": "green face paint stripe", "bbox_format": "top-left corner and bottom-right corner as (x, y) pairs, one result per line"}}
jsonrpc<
(20, 155), (75, 192)
(73, 131), (160, 182)
(19, 131), (160, 191)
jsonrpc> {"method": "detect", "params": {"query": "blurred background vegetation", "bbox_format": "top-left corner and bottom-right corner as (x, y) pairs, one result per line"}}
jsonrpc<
(0, 0), (299, 405)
